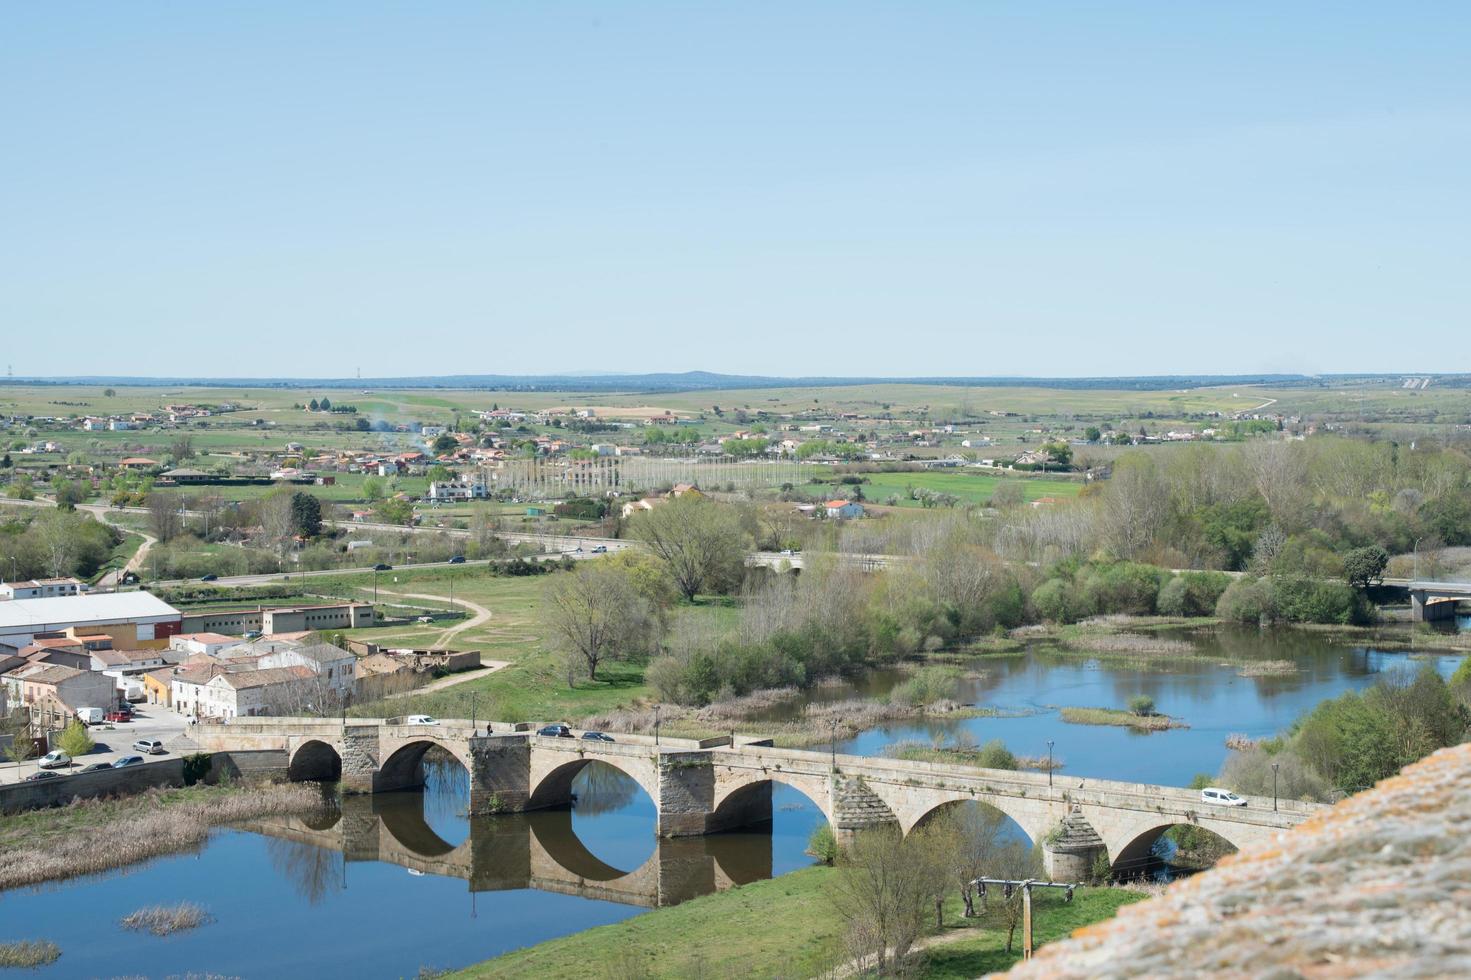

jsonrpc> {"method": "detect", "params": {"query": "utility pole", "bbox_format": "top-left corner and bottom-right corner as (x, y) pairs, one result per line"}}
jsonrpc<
(972, 878), (1077, 960)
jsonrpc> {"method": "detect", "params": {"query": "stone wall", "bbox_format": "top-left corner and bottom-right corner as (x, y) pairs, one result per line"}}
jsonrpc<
(0, 757), (184, 813)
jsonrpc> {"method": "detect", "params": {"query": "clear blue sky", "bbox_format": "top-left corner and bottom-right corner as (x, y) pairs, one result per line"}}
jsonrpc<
(4, 3), (1468, 379)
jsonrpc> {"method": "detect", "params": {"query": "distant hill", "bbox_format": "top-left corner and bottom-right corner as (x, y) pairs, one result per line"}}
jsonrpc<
(2, 371), (1460, 393)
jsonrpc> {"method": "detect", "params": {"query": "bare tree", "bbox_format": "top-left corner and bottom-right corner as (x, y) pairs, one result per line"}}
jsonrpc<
(543, 564), (658, 682)
(257, 488), (297, 558)
(827, 822), (950, 975)
(629, 496), (748, 601)
(145, 492), (183, 543)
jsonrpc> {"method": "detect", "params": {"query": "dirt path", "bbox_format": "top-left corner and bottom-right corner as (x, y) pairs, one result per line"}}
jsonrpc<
(364, 586), (495, 648)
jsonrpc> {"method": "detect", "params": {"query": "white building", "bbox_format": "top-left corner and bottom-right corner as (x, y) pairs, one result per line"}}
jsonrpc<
(427, 475), (490, 502)
(175, 665), (319, 720)
(0, 592), (182, 650)
(169, 632), (241, 658)
(257, 643), (357, 700)
(0, 578), (88, 601)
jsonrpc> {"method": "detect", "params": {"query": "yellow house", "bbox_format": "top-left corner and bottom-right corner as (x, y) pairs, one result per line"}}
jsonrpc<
(141, 668), (174, 707)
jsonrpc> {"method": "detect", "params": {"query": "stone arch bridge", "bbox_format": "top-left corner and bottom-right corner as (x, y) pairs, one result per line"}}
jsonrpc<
(193, 718), (1325, 878)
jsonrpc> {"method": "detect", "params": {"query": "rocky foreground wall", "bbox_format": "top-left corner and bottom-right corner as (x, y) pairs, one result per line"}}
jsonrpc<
(1004, 742), (1471, 978)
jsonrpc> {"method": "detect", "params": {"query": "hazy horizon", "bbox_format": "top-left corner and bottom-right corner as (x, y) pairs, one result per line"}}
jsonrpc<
(6, 4), (1468, 377)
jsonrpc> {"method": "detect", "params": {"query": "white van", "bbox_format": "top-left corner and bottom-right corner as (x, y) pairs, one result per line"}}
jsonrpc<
(75, 707), (106, 726)
(1201, 787), (1247, 807)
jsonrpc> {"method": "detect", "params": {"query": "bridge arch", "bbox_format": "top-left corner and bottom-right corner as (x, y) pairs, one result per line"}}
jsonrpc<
(711, 771), (834, 833)
(1108, 820), (1240, 880)
(528, 755), (660, 811)
(881, 785), (1051, 844)
(288, 739), (343, 782)
(906, 797), (1040, 848)
(377, 736), (475, 792)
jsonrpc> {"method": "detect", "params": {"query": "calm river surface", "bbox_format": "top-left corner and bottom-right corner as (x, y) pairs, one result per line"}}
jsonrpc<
(1, 626), (1463, 978)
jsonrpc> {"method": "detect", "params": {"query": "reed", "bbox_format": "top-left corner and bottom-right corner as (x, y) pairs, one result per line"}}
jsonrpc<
(0, 783), (326, 891)
(121, 902), (212, 936)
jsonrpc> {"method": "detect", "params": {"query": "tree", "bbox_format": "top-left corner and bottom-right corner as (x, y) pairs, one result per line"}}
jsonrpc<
(1128, 694), (1155, 716)
(361, 476), (385, 502)
(432, 433), (457, 455)
(990, 840), (1045, 954)
(630, 496), (748, 601)
(318, 397), (331, 411)
(290, 492), (323, 538)
(258, 488), (298, 556)
(169, 435), (195, 461)
(1084, 426), (1102, 443)
(51, 477), (86, 510)
(375, 497), (414, 526)
(1342, 545), (1389, 589)
(543, 564), (657, 682)
(146, 492), (183, 543)
(103, 388), (116, 397)
(35, 510), (82, 577)
(942, 805), (1013, 918)
(308, 399), (320, 412)
(58, 720), (94, 758)
(827, 823), (946, 974)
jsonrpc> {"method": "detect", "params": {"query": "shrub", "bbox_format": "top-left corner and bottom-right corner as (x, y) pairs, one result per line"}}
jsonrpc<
(57, 720), (94, 758)
(888, 667), (960, 708)
(1219, 746), (1328, 802)
(807, 822), (838, 865)
(1269, 576), (1372, 625)
(1157, 571), (1233, 617)
(1215, 577), (1274, 624)
(974, 739), (1019, 770)
(1030, 578), (1077, 623)
(1078, 562), (1168, 616)
(1128, 694), (1155, 716)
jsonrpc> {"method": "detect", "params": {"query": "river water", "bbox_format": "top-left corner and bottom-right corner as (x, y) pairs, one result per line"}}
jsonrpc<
(1, 626), (1464, 978)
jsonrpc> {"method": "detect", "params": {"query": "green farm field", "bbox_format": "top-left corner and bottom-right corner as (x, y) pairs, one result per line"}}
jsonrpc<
(852, 470), (1082, 507)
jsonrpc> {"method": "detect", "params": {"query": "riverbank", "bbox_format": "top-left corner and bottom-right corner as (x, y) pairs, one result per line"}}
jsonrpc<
(452, 866), (1143, 979)
(0, 782), (326, 891)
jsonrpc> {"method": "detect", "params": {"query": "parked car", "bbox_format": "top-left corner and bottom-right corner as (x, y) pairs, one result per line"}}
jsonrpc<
(133, 739), (166, 755)
(404, 715), (439, 726)
(373, 563), (393, 571)
(25, 770), (64, 782)
(200, 573), (219, 582)
(120, 571), (140, 585)
(1201, 787), (1247, 807)
(76, 706), (106, 726)
(537, 724), (574, 738)
(105, 709), (132, 723)
(448, 555), (466, 564)
(591, 545), (608, 554)
(112, 755), (145, 768)
(78, 762), (113, 773)
(580, 731), (615, 742)
(38, 750), (72, 769)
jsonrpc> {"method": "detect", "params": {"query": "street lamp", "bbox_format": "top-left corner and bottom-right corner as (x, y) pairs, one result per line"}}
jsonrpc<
(654, 705), (661, 746)
(830, 719), (838, 770)
(471, 691), (477, 732)
(1047, 740), (1055, 789)
(373, 567), (379, 604)
(1272, 762), (1280, 812)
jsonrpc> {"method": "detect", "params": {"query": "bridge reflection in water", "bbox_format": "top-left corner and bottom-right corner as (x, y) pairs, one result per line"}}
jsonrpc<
(241, 790), (777, 909)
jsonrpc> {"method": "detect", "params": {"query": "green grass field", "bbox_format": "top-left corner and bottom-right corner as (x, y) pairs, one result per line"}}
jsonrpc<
(454, 865), (1142, 979)
(853, 470), (1081, 507)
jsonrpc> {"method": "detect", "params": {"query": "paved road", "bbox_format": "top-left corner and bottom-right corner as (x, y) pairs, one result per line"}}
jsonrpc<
(0, 703), (188, 785)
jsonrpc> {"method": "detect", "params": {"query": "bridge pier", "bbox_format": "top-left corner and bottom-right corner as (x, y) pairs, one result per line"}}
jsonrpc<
(1411, 590), (1461, 622)
(1042, 810), (1106, 882)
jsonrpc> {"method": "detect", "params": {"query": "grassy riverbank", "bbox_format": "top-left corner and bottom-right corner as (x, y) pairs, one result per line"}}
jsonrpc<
(0, 782), (326, 891)
(453, 866), (1142, 979)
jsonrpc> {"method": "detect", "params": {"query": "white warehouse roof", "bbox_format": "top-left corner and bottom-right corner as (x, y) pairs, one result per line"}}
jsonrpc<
(0, 591), (181, 634)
